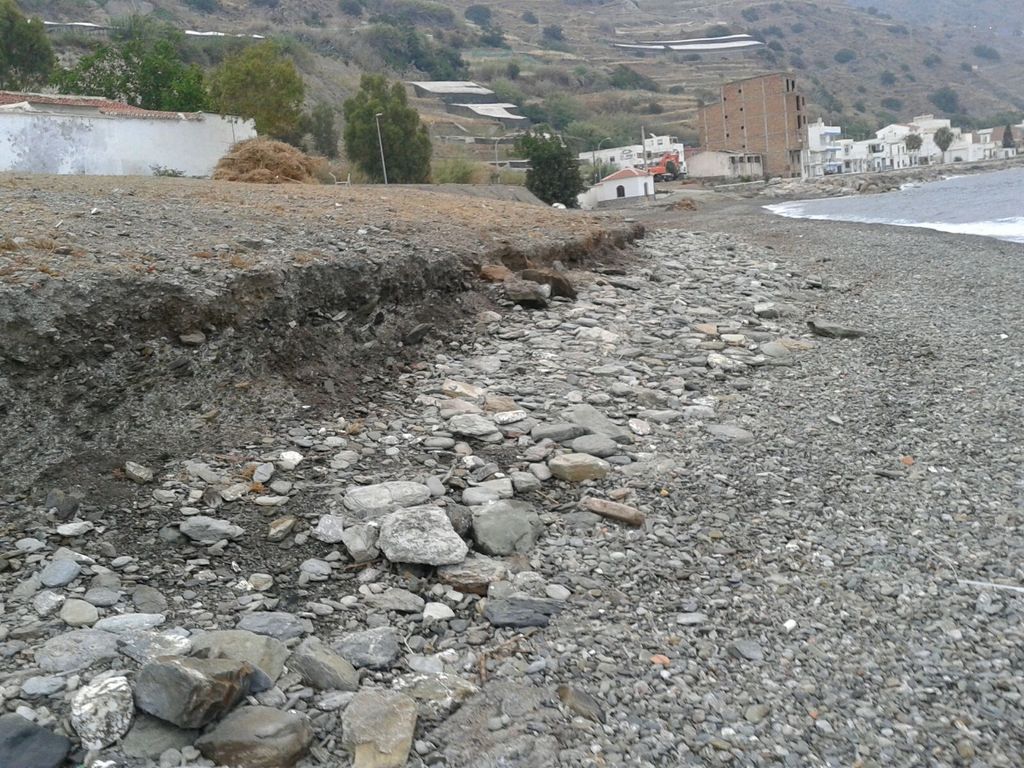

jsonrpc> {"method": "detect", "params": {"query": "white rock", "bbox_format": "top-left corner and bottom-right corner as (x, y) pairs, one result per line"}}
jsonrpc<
(312, 515), (346, 544)
(343, 482), (432, 518)
(277, 451), (304, 471)
(254, 495), (290, 506)
(56, 521), (94, 537)
(93, 613), (165, 634)
(493, 409), (529, 425)
(628, 418), (652, 436)
(707, 352), (748, 371)
(219, 483), (250, 502)
(71, 675), (134, 749)
(545, 584), (571, 601)
(179, 516), (244, 543)
(253, 462), (276, 483)
(447, 414), (500, 438)
(423, 602), (455, 623)
(125, 461), (154, 484)
(441, 380), (484, 400)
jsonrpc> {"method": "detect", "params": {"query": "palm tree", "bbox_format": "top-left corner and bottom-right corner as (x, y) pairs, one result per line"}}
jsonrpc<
(933, 126), (955, 162)
(904, 133), (923, 165)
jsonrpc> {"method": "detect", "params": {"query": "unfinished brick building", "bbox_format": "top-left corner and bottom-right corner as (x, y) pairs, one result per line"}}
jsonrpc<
(698, 73), (807, 178)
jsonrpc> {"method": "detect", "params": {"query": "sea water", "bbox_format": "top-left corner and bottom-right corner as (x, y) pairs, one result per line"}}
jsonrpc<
(765, 167), (1024, 244)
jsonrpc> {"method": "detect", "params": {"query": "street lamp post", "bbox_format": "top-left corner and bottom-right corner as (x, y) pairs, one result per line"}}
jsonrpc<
(492, 133), (522, 184)
(592, 136), (612, 183)
(493, 136), (503, 184)
(374, 112), (388, 185)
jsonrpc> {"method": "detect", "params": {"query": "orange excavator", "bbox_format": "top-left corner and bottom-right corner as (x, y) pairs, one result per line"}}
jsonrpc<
(647, 151), (683, 181)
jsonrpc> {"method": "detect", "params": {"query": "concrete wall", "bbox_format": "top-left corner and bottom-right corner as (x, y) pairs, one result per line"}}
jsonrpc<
(0, 112), (256, 177)
(688, 151), (763, 179)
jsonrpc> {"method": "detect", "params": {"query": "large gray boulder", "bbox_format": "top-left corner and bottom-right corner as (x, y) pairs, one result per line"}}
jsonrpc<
(134, 656), (261, 729)
(190, 629), (290, 682)
(471, 500), (541, 556)
(342, 690), (417, 768)
(333, 626), (401, 670)
(196, 706), (312, 768)
(288, 637), (360, 691)
(377, 506), (468, 565)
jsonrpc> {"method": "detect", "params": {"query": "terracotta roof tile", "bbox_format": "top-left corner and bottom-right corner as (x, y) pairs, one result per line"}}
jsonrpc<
(0, 91), (203, 120)
(600, 168), (652, 182)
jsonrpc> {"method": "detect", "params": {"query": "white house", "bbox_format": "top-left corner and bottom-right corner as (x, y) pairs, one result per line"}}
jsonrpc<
(0, 91), (255, 177)
(579, 135), (686, 173)
(802, 113), (1019, 175)
(686, 150), (763, 180)
(577, 167), (654, 209)
(801, 119), (844, 178)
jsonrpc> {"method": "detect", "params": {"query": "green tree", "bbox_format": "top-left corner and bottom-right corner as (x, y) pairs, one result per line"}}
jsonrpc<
(516, 130), (585, 207)
(464, 4), (492, 25)
(933, 126), (954, 159)
(363, 22), (467, 80)
(339, 0), (363, 16)
(1002, 124), (1015, 149)
(904, 133), (922, 152)
(307, 102), (339, 158)
(210, 42), (305, 140)
(542, 24), (564, 42)
(608, 64), (659, 92)
(343, 74), (431, 183)
(52, 39), (208, 111)
(929, 86), (961, 115)
(0, 0), (55, 89)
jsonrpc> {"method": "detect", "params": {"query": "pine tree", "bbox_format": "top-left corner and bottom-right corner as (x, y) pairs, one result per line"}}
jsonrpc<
(516, 131), (585, 207)
(343, 74), (431, 183)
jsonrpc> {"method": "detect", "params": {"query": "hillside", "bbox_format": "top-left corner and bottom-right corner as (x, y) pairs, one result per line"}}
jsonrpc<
(843, 0), (1021, 29)
(18, 0), (1024, 154)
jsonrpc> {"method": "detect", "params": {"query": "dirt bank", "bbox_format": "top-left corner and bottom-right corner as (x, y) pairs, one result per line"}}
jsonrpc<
(0, 175), (639, 500)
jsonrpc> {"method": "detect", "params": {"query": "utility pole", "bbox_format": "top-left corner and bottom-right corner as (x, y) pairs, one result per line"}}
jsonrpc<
(374, 112), (389, 185)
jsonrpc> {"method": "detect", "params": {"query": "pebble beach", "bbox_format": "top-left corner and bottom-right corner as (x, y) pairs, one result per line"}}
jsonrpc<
(2, 178), (1023, 767)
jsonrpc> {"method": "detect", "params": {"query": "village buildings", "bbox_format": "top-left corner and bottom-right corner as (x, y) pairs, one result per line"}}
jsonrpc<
(697, 72), (806, 178)
(577, 135), (686, 174)
(800, 115), (1020, 179)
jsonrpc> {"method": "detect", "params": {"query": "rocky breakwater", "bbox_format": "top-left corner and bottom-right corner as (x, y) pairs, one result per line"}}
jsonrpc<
(0, 227), (879, 766)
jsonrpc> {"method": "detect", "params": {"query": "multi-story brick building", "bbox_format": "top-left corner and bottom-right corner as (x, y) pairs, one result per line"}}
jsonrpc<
(698, 73), (807, 178)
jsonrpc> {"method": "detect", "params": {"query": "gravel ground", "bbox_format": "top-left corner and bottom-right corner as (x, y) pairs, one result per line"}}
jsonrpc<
(1, 189), (1023, 767)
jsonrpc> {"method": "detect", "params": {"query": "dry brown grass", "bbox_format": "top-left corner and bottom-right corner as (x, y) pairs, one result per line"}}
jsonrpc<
(213, 139), (322, 185)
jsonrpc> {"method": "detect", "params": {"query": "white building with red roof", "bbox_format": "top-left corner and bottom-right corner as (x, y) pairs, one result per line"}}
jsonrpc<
(0, 92), (256, 177)
(577, 167), (654, 210)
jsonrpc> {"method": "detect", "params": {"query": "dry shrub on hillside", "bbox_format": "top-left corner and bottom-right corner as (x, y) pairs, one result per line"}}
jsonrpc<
(213, 138), (322, 184)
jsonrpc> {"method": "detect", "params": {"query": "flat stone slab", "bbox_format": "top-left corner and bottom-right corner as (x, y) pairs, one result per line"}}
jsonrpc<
(35, 629), (119, 673)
